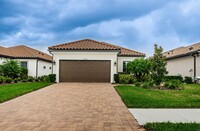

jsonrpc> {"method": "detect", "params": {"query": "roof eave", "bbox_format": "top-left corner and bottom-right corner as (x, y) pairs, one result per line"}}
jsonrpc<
(166, 50), (199, 60)
(118, 54), (145, 57)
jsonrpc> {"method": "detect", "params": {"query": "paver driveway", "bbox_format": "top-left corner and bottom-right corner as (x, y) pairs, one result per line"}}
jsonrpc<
(0, 83), (143, 131)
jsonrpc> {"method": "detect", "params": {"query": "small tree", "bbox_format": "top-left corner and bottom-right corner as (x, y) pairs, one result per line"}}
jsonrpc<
(0, 60), (21, 79)
(150, 44), (167, 85)
(127, 58), (151, 82)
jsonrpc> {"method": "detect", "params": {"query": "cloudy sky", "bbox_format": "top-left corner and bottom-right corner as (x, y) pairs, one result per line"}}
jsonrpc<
(0, 0), (200, 55)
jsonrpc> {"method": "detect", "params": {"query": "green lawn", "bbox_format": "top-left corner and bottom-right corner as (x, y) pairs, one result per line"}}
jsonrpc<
(0, 82), (50, 103)
(115, 84), (200, 108)
(144, 122), (200, 131)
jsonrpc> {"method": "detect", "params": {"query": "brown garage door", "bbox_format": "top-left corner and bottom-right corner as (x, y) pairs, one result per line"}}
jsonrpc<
(59, 60), (111, 82)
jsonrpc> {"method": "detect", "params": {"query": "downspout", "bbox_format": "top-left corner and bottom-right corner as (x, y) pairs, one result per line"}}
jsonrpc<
(36, 59), (39, 78)
(193, 54), (197, 83)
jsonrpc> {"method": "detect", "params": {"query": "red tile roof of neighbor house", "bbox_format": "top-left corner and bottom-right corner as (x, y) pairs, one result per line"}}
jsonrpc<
(163, 42), (200, 59)
(48, 39), (145, 57)
(0, 45), (52, 62)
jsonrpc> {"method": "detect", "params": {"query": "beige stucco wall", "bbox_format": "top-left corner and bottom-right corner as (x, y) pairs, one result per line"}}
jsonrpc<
(166, 56), (200, 79)
(51, 51), (119, 83)
(117, 56), (141, 73)
(37, 60), (52, 77)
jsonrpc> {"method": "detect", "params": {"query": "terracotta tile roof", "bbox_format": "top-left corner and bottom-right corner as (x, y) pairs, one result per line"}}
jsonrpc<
(0, 46), (12, 57)
(49, 39), (145, 57)
(164, 42), (200, 59)
(117, 46), (145, 56)
(0, 45), (52, 62)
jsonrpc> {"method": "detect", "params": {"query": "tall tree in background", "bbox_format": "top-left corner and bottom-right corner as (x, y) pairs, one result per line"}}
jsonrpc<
(150, 44), (167, 85)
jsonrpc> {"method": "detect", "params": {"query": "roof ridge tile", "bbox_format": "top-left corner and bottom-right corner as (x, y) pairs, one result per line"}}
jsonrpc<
(48, 39), (145, 56)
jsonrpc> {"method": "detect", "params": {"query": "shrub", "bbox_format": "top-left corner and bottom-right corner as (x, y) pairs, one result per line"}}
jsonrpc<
(164, 80), (183, 90)
(142, 81), (154, 88)
(0, 60), (21, 79)
(0, 76), (5, 84)
(185, 76), (193, 84)
(20, 67), (28, 79)
(114, 74), (119, 83)
(135, 82), (141, 87)
(28, 76), (35, 82)
(5, 77), (12, 83)
(37, 76), (42, 81)
(40, 75), (48, 81)
(17, 77), (21, 82)
(13, 78), (18, 83)
(129, 75), (136, 84)
(22, 79), (27, 82)
(35, 78), (39, 82)
(119, 74), (131, 84)
(21, 74), (28, 80)
(127, 58), (151, 82)
(48, 74), (56, 83)
(164, 75), (183, 82)
(43, 75), (50, 82)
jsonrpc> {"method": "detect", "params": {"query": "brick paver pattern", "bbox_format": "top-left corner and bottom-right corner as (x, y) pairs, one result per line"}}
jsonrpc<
(0, 83), (144, 131)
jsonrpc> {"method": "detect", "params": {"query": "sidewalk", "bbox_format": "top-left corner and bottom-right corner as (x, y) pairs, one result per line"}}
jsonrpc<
(129, 109), (200, 125)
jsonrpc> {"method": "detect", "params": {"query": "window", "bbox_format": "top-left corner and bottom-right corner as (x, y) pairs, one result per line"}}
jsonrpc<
(43, 66), (46, 69)
(49, 67), (51, 70)
(20, 61), (27, 69)
(123, 61), (129, 73)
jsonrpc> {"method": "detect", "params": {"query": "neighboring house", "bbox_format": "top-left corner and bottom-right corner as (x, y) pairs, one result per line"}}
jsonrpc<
(48, 39), (145, 83)
(163, 42), (200, 81)
(0, 45), (53, 77)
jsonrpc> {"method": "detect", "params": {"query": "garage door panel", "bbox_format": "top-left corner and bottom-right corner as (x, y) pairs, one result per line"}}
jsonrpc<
(59, 60), (111, 82)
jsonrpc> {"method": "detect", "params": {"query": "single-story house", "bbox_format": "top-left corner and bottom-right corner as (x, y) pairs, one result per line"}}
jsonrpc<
(48, 39), (145, 83)
(0, 45), (53, 77)
(163, 42), (200, 81)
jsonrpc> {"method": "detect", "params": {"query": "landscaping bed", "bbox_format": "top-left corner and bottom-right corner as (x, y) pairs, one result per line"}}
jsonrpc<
(0, 82), (50, 103)
(115, 84), (200, 108)
(144, 122), (200, 131)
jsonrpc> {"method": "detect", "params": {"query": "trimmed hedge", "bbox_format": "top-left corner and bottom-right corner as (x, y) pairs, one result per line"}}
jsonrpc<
(114, 74), (119, 83)
(5, 77), (12, 83)
(119, 74), (131, 84)
(164, 75), (183, 82)
(164, 80), (183, 90)
(142, 81), (154, 88)
(185, 76), (193, 84)
(49, 74), (56, 83)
